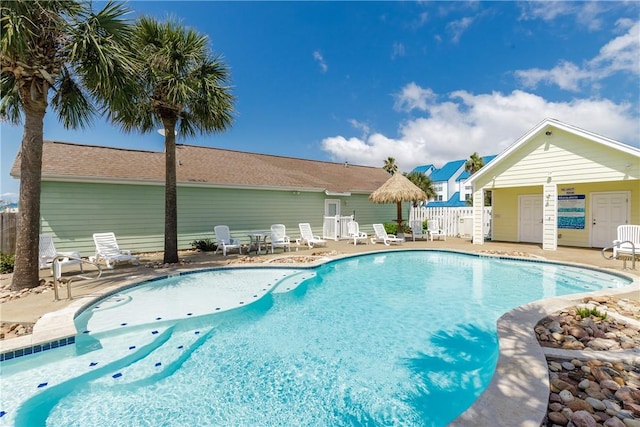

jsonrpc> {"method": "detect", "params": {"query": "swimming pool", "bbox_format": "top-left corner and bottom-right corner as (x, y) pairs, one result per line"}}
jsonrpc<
(0, 250), (632, 426)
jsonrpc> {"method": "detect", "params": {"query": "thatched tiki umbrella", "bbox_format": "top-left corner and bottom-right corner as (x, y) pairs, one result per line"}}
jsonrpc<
(369, 173), (427, 232)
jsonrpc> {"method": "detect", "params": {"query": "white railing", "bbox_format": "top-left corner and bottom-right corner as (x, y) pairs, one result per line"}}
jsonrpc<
(409, 206), (492, 238)
(323, 215), (354, 240)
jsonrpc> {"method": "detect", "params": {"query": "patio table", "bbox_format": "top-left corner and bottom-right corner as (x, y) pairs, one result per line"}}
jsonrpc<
(247, 231), (270, 255)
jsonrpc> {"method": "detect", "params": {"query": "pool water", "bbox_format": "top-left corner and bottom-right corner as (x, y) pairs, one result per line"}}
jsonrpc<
(0, 251), (631, 426)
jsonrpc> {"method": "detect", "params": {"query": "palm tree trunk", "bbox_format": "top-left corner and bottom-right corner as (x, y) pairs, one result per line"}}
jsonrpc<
(163, 126), (179, 264)
(11, 108), (46, 290)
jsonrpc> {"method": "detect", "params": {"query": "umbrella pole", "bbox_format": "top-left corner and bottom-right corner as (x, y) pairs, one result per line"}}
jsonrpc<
(396, 202), (403, 233)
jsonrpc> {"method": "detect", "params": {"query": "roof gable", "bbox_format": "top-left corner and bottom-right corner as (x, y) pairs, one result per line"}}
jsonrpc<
(429, 159), (465, 181)
(11, 141), (392, 193)
(467, 118), (640, 185)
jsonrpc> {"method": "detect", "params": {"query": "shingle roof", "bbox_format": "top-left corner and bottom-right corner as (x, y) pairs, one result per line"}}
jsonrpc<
(426, 192), (469, 207)
(428, 159), (465, 182)
(410, 164), (435, 175)
(11, 141), (392, 193)
(456, 155), (497, 181)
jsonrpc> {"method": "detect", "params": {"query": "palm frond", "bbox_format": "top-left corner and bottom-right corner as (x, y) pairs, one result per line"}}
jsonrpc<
(51, 66), (94, 129)
(0, 73), (22, 124)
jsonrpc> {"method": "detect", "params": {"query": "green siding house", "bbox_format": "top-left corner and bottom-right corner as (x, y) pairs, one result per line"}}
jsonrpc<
(11, 142), (398, 256)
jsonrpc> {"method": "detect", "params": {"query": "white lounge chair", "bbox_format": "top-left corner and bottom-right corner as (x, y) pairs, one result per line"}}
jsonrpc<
(427, 219), (446, 241)
(92, 232), (139, 269)
(612, 225), (640, 260)
(269, 224), (291, 253)
(39, 234), (84, 278)
(214, 225), (243, 256)
(371, 223), (404, 246)
(347, 221), (368, 245)
(410, 220), (429, 241)
(297, 223), (327, 249)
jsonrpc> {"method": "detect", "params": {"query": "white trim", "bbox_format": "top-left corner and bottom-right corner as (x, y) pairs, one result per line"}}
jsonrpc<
(466, 118), (640, 186)
(324, 191), (352, 196)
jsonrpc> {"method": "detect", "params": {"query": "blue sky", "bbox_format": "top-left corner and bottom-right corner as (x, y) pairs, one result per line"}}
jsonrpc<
(2, 1), (639, 202)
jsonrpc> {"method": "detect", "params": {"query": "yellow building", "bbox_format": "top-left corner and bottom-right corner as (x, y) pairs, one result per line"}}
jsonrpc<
(467, 118), (640, 251)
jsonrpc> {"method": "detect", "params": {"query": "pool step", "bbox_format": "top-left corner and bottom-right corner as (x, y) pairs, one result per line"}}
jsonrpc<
(271, 270), (317, 293)
(92, 326), (213, 387)
(8, 328), (173, 426)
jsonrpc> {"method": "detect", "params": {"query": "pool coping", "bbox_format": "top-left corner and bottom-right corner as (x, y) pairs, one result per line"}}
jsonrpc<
(450, 285), (640, 427)
(1, 249), (638, 424)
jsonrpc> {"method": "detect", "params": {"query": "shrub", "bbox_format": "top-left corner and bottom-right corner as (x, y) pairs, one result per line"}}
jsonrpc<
(191, 238), (217, 252)
(384, 222), (410, 235)
(576, 306), (608, 319)
(0, 253), (15, 274)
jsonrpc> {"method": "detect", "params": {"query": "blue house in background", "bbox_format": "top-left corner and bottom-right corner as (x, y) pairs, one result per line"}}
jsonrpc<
(411, 155), (496, 207)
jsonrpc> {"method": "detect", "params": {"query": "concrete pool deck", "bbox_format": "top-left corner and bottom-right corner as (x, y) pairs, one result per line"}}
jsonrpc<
(1, 237), (639, 426)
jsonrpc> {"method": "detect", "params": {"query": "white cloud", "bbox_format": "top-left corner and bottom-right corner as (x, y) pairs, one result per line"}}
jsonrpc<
(348, 119), (370, 139)
(393, 82), (436, 112)
(391, 42), (406, 60)
(447, 16), (474, 43)
(313, 50), (328, 73)
(321, 84), (639, 172)
(515, 20), (640, 91)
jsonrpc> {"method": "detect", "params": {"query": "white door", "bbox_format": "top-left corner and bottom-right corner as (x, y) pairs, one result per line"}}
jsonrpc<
(324, 199), (340, 217)
(323, 199), (341, 239)
(519, 195), (543, 243)
(591, 192), (629, 248)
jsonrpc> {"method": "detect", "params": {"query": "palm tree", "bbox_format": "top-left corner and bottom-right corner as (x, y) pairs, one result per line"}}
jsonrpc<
(383, 157), (398, 175)
(1, 1), (136, 290)
(404, 171), (436, 207)
(465, 152), (484, 175)
(109, 17), (234, 264)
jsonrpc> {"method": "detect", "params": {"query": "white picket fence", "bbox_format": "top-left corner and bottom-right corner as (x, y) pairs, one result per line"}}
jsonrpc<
(323, 215), (354, 240)
(409, 206), (492, 238)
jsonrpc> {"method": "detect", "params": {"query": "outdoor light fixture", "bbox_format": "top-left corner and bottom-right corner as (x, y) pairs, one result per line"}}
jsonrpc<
(545, 131), (552, 136)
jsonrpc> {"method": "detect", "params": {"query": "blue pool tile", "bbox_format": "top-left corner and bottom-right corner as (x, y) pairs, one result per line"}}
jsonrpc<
(90, 362), (98, 367)
(239, 301), (244, 305)
(0, 411), (6, 417)
(155, 362), (162, 367)
(215, 307), (221, 311)
(156, 317), (162, 320)
(15, 349), (24, 357)
(37, 382), (48, 388)
(42, 343), (50, 351)
(177, 345), (183, 349)
(152, 330), (159, 335)
(187, 313), (192, 316)
(83, 330), (90, 334)
(34, 345), (42, 353)
(120, 323), (128, 326)
(112, 373), (122, 379)
(129, 346), (136, 350)
(50, 341), (59, 348)
(24, 347), (33, 355)
(194, 331), (200, 335)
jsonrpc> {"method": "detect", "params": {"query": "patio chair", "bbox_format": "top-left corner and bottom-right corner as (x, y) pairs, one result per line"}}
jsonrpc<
(427, 219), (446, 241)
(371, 223), (404, 246)
(92, 232), (140, 269)
(269, 224), (291, 253)
(347, 221), (368, 245)
(296, 223), (327, 249)
(39, 234), (84, 278)
(214, 225), (243, 256)
(612, 224), (640, 260)
(409, 220), (429, 241)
